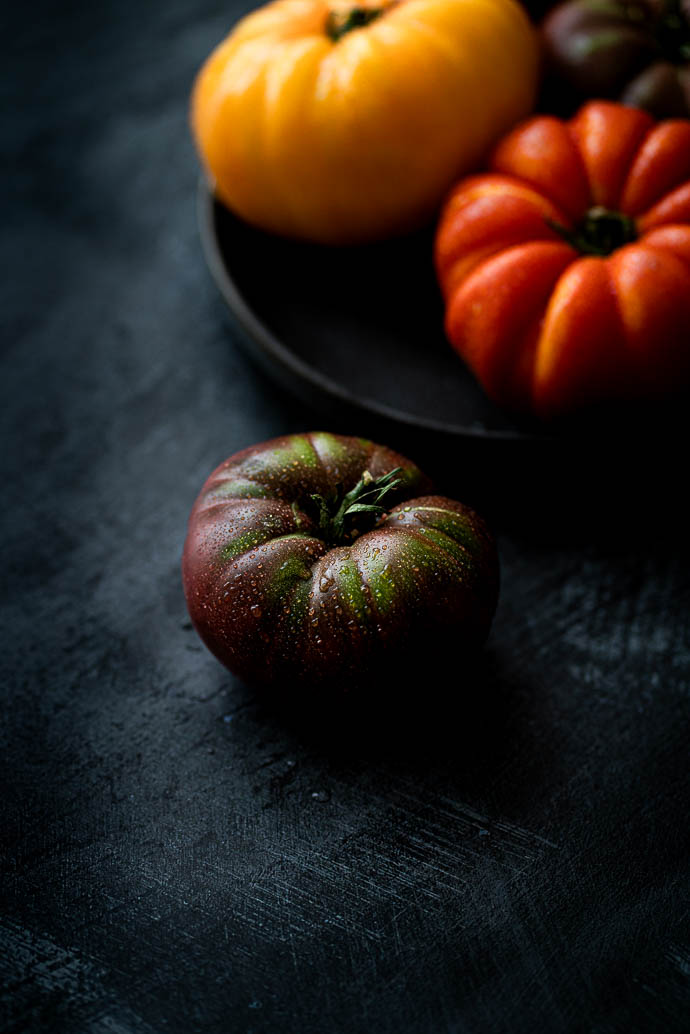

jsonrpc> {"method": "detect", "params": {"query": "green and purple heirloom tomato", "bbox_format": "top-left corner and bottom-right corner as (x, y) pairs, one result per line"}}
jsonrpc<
(542, 0), (690, 117)
(182, 433), (498, 691)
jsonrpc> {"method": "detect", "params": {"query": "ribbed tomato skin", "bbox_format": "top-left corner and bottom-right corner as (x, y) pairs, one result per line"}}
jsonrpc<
(182, 433), (498, 690)
(191, 0), (538, 244)
(435, 101), (690, 418)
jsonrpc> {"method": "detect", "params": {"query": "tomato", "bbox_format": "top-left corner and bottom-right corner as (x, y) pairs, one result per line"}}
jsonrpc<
(182, 433), (498, 691)
(434, 101), (690, 419)
(191, 0), (538, 244)
(542, 0), (690, 118)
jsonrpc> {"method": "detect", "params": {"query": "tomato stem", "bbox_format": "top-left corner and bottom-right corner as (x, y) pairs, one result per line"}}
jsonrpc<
(325, 5), (386, 41)
(546, 206), (637, 257)
(303, 467), (404, 545)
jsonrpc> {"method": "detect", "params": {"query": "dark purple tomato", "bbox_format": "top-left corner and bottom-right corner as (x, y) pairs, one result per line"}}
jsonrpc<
(182, 433), (498, 692)
(541, 0), (690, 117)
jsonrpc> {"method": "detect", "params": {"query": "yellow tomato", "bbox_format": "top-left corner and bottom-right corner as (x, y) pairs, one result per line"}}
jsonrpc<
(191, 0), (538, 244)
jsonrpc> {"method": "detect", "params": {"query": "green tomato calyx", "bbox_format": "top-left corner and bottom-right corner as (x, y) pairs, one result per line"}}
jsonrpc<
(547, 206), (637, 256)
(297, 467), (404, 546)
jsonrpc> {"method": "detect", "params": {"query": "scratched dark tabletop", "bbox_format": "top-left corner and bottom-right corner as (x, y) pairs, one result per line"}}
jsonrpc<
(2, 2), (690, 1032)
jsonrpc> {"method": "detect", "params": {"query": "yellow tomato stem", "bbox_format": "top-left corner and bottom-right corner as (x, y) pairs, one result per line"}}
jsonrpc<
(325, 6), (386, 41)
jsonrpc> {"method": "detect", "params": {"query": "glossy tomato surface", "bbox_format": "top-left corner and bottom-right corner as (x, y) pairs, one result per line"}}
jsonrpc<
(191, 0), (537, 244)
(182, 433), (498, 691)
(435, 101), (690, 419)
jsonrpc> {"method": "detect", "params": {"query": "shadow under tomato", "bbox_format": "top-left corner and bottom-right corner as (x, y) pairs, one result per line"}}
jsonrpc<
(248, 642), (515, 770)
(419, 425), (690, 548)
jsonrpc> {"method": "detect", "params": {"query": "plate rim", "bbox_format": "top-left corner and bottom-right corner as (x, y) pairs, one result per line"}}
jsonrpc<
(197, 181), (552, 447)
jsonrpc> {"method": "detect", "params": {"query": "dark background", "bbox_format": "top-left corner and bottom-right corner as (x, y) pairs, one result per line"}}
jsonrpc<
(2, 1), (689, 1032)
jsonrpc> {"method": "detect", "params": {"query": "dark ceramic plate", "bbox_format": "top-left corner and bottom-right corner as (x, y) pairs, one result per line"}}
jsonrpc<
(197, 183), (687, 504)
(197, 184), (552, 453)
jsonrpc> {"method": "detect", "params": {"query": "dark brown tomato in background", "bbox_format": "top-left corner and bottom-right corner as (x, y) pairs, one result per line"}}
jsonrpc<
(541, 0), (690, 117)
(182, 432), (499, 696)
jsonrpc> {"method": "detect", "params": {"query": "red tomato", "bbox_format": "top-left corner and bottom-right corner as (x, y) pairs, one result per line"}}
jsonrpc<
(435, 101), (690, 418)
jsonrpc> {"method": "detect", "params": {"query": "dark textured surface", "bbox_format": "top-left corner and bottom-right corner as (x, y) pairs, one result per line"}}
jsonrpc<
(2, 2), (690, 1032)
